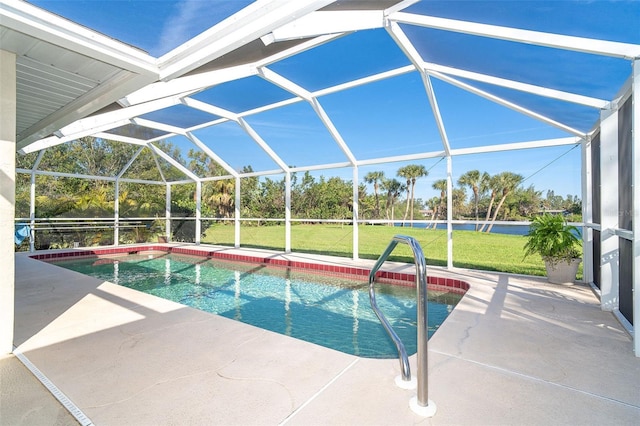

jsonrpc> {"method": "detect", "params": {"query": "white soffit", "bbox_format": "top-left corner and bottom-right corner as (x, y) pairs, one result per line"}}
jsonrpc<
(1, 0), (158, 150)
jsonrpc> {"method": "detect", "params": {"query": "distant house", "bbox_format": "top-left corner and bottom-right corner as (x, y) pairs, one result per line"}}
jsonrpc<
(536, 209), (567, 216)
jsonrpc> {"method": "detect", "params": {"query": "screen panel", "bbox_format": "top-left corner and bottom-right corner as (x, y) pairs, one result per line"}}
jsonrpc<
(590, 131), (601, 289)
(617, 95), (633, 324)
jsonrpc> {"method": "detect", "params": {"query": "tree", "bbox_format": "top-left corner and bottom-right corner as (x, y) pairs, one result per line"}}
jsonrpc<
(240, 166), (260, 217)
(485, 172), (523, 233)
(260, 177), (286, 219)
(189, 149), (235, 218)
(479, 174), (499, 232)
(425, 196), (439, 226)
(452, 188), (467, 219)
(457, 170), (489, 230)
(432, 179), (447, 228)
(510, 185), (542, 218)
(292, 172), (317, 219)
(380, 178), (405, 224)
(364, 171), (385, 219)
(397, 164), (428, 226)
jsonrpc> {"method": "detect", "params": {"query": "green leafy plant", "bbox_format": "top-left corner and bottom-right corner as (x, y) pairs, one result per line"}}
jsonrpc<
(524, 214), (582, 266)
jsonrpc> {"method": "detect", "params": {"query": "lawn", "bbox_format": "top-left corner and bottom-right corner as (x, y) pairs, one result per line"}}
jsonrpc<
(201, 223), (575, 278)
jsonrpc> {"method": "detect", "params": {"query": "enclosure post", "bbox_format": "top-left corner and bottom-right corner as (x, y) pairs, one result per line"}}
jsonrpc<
(165, 183), (171, 242)
(195, 180), (201, 245)
(235, 177), (241, 248)
(285, 171), (291, 253)
(29, 172), (36, 252)
(581, 136), (593, 284)
(114, 179), (119, 246)
(632, 59), (639, 357)
(599, 107), (619, 311)
(446, 156), (453, 269)
(0, 49), (16, 355)
(352, 166), (359, 260)
(29, 150), (45, 252)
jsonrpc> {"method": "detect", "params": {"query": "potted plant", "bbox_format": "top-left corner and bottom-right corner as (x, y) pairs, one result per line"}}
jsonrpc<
(523, 213), (582, 284)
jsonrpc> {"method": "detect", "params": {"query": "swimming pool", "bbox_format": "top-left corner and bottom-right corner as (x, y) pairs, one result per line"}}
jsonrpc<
(50, 252), (463, 358)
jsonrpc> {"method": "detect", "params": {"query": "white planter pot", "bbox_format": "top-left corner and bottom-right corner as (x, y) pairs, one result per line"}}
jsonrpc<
(545, 258), (581, 284)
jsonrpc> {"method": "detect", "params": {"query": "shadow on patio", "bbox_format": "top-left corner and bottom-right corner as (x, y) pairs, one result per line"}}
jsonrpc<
(5, 249), (640, 425)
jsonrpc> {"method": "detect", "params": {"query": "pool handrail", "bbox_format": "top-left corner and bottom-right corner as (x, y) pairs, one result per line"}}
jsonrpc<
(368, 234), (431, 410)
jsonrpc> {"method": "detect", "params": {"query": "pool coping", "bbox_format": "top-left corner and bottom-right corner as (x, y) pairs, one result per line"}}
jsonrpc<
(30, 243), (470, 294)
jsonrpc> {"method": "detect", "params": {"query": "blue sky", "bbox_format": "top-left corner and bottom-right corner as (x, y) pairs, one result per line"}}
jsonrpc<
(29, 1), (640, 204)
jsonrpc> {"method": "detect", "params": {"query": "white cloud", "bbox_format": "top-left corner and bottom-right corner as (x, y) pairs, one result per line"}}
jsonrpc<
(153, 0), (252, 56)
(154, 0), (209, 55)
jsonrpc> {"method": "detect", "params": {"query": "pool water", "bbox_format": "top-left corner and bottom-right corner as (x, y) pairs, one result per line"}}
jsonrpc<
(53, 253), (462, 358)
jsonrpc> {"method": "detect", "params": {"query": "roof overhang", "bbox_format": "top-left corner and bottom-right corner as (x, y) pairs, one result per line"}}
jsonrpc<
(0, 0), (159, 149)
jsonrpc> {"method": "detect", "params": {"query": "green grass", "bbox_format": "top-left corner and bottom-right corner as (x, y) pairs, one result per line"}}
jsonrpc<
(201, 223), (577, 278)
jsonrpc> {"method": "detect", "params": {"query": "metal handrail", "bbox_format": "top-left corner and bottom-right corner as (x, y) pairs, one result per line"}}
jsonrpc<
(369, 234), (430, 408)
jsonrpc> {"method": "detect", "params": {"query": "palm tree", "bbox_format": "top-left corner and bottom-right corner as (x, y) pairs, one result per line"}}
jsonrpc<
(397, 164), (428, 227)
(381, 178), (405, 224)
(452, 187), (467, 218)
(397, 167), (412, 226)
(457, 170), (488, 231)
(485, 172), (523, 233)
(206, 178), (235, 217)
(479, 171), (491, 213)
(432, 179), (447, 228)
(426, 197), (439, 227)
(364, 171), (385, 219)
(479, 173), (499, 232)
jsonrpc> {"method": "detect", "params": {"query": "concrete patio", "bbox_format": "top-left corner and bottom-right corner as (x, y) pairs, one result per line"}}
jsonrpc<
(2, 246), (639, 425)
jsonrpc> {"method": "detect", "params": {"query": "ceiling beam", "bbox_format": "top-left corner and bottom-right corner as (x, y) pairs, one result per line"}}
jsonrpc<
(390, 12), (640, 59)
(19, 117), (132, 154)
(422, 62), (609, 109)
(384, 0), (421, 15)
(181, 98), (239, 122)
(186, 132), (239, 178)
(117, 146), (145, 179)
(429, 69), (587, 137)
(93, 132), (150, 146)
(355, 136), (581, 167)
(450, 137), (582, 156)
(131, 118), (186, 136)
(257, 33), (346, 67)
(147, 143), (199, 182)
(309, 98), (358, 165)
(259, 67), (313, 101)
(313, 65), (416, 98)
(387, 21), (452, 156)
(262, 10), (383, 44)
(157, 0), (336, 81)
(55, 95), (183, 139)
(237, 117), (289, 172)
(259, 67), (357, 164)
(121, 65), (255, 107)
(148, 148), (167, 183)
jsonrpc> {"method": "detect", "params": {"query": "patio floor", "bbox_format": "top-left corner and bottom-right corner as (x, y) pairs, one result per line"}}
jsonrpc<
(3, 245), (639, 425)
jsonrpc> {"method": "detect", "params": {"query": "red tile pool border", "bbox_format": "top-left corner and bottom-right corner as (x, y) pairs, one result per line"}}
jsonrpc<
(32, 245), (469, 294)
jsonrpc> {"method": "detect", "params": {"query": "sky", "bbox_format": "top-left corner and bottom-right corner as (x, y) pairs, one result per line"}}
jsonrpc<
(27, 0), (640, 204)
